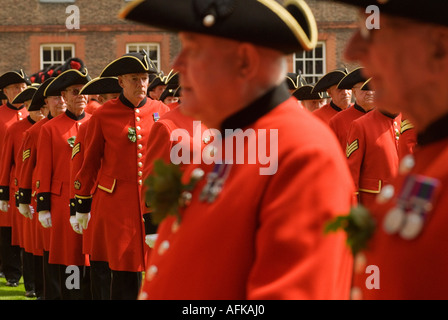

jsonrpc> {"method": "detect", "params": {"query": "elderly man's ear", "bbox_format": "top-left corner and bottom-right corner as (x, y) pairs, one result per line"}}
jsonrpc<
(235, 43), (260, 80)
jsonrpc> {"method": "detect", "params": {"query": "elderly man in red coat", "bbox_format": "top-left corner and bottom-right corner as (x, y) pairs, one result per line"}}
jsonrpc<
(121, 0), (355, 300)
(34, 68), (92, 299)
(0, 69), (30, 288)
(336, 0), (448, 299)
(73, 52), (170, 299)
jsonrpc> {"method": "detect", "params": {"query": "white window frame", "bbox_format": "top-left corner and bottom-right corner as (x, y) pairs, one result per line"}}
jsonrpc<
(293, 41), (326, 84)
(126, 43), (161, 72)
(40, 44), (75, 70)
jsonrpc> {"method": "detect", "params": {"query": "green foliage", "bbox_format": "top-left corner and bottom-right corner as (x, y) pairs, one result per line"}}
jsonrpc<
(325, 205), (376, 256)
(144, 160), (203, 225)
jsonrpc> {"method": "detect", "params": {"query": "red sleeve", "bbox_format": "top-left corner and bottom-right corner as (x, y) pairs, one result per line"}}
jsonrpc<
(0, 127), (15, 200)
(346, 120), (366, 192)
(34, 124), (53, 211)
(74, 113), (104, 212)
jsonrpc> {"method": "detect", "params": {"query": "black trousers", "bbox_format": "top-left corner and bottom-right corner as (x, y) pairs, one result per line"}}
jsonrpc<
(22, 249), (35, 292)
(90, 260), (111, 300)
(33, 254), (44, 299)
(110, 270), (142, 300)
(0, 227), (22, 282)
(42, 250), (61, 300)
(59, 264), (92, 300)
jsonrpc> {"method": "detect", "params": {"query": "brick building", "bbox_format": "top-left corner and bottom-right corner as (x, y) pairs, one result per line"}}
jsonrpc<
(0, 0), (358, 81)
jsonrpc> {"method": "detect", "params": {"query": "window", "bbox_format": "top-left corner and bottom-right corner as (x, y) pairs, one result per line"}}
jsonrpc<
(293, 41), (326, 84)
(40, 44), (75, 70)
(126, 43), (160, 71)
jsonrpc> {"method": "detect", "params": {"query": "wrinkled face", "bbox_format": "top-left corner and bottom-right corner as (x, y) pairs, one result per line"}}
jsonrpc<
(61, 84), (88, 113)
(344, 12), (436, 118)
(3, 82), (27, 103)
(327, 85), (352, 109)
(352, 83), (375, 109)
(119, 73), (149, 103)
(172, 32), (241, 125)
(45, 95), (66, 117)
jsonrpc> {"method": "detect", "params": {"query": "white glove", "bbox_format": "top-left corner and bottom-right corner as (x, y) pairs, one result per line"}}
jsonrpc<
(70, 215), (82, 234)
(38, 210), (52, 228)
(18, 203), (34, 219)
(0, 200), (9, 212)
(76, 212), (90, 231)
(145, 234), (158, 248)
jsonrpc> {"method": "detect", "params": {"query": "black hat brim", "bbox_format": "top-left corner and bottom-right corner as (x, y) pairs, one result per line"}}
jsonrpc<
(28, 78), (55, 112)
(120, 0), (318, 54)
(79, 77), (122, 95)
(159, 84), (180, 102)
(293, 85), (322, 100)
(100, 52), (158, 77)
(312, 69), (348, 93)
(0, 70), (31, 90)
(44, 69), (91, 97)
(337, 67), (366, 90)
(11, 85), (39, 104)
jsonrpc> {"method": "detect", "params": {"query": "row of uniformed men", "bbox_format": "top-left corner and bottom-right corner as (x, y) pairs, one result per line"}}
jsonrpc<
(286, 65), (418, 299)
(0, 52), (187, 300)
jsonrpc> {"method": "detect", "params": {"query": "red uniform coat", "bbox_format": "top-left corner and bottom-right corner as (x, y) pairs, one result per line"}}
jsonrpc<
(0, 116), (35, 247)
(35, 111), (91, 266)
(74, 95), (170, 272)
(353, 115), (448, 299)
(398, 118), (417, 160)
(18, 116), (52, 255)
(329, 104), (369, 150)
(139, 85), (355, 300)
(346, 109), (401, 210)
(312, 101), (344, 124)
(69, 119), (97, 258)
(142, 105), (209, 211)
(0, 103), (29, 227)
(85, 99), (101, 115)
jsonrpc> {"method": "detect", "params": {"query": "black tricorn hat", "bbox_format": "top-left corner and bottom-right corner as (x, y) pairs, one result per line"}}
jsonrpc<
(0, 69), (31, 90)
(79, 77), (122, 95)
(44, 68), (91, 97)
(28, 78), (54, 112)
(337, 67), (366, 90)
(360, 78), (372, 91)
(100, 51), (158, 77)
(120, 0), (318, 54)
(333, 0), (448, 28)
(165, 70), (179, 86)
(53, 58), (86, 77)
(285, 72), (307, 90)
(312, 68), (348, 93)
(147, 75), (165, 92)
(293, 84), (322, 101)
(159, 84), (180, 102)
(11, 84), (40, 104)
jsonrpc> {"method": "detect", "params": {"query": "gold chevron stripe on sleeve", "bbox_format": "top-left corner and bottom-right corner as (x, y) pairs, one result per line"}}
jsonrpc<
(71, 143), (81, 159)
(401, 119), (414, 134)
(346, 139), (359, 158)
(22, 149), (31, 162)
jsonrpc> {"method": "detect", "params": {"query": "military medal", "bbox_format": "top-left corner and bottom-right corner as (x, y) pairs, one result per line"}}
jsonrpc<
(199, 163), (232, 203)
(383, 174), (439, 239)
